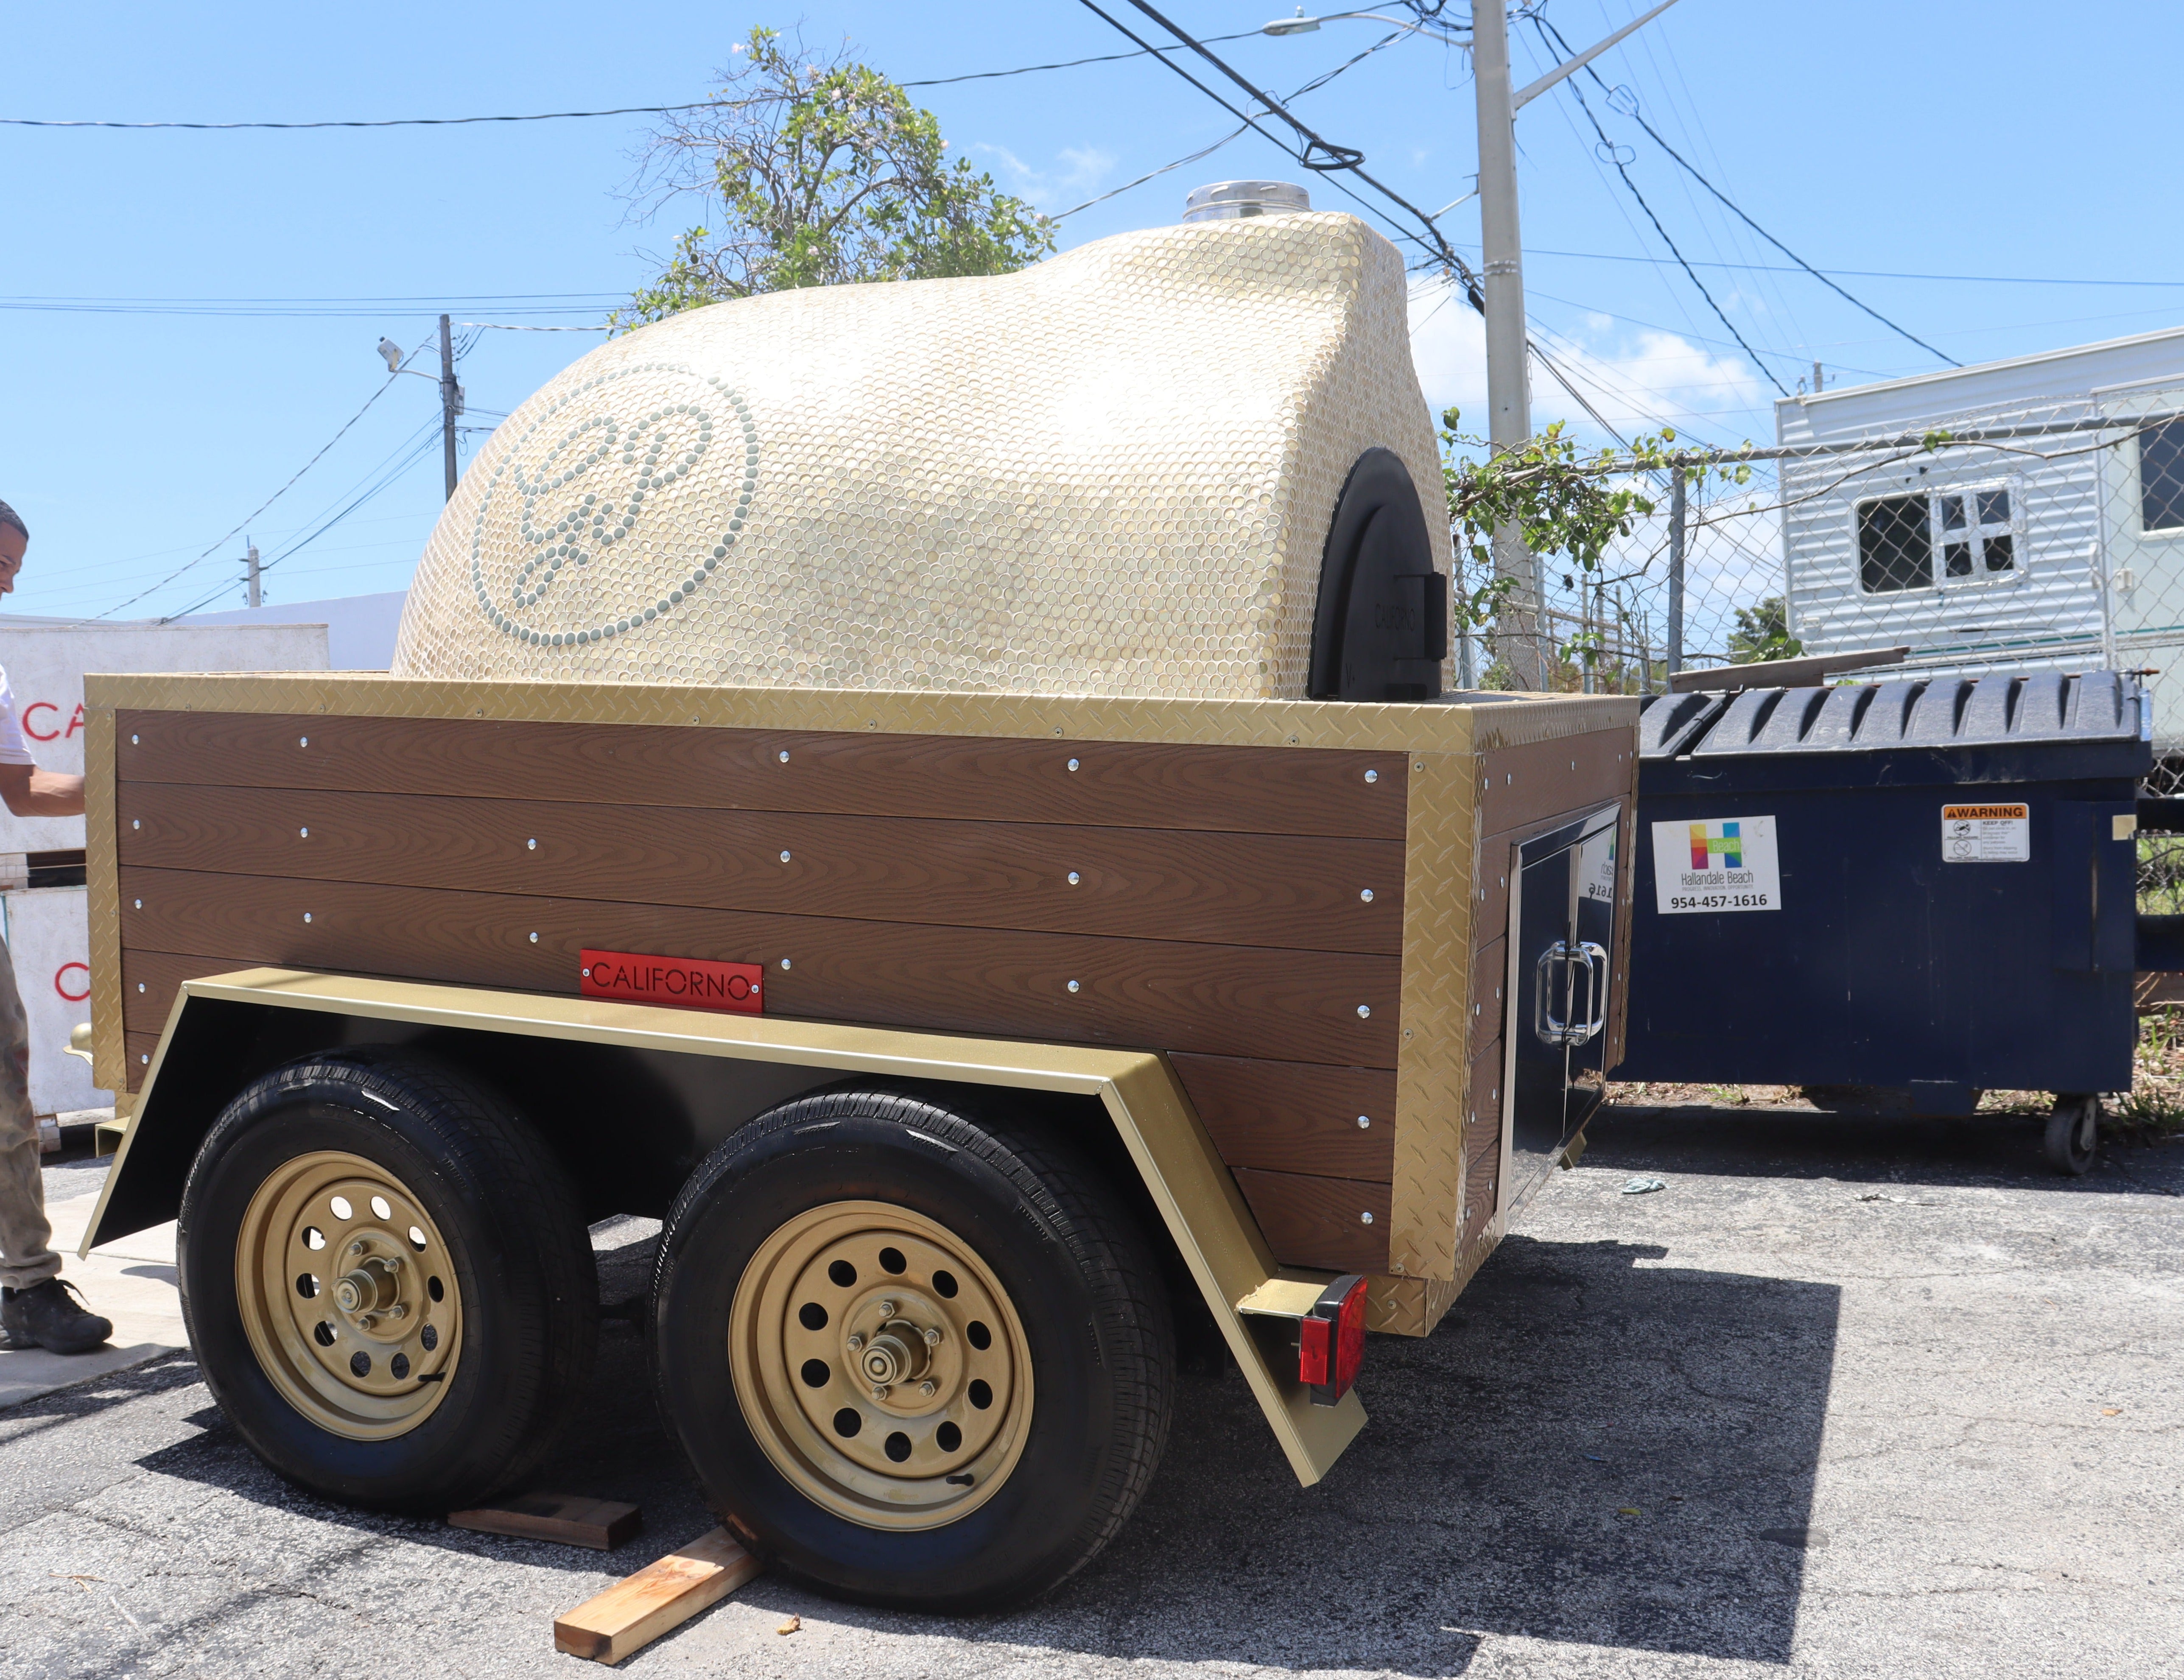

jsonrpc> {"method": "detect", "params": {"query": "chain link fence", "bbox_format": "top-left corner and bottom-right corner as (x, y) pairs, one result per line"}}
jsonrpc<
(1456, 391), (2184, 920)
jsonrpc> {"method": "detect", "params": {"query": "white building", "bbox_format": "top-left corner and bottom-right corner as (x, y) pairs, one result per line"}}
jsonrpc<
(1776, 324), (2184, 744)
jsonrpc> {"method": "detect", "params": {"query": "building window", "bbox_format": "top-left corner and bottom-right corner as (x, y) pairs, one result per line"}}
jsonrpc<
(1857, 494), (1931, 592)
(1855, 484), (2019, 594)
(2140, 419), (2184, 533)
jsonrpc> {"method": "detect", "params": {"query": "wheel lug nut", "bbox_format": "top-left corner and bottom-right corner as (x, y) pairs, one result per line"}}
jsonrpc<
(919, 1380), (936, 1398)
(357, 1314), (376, 1331)
(349, 1241), (367, 1257)
(871, 1384), (889, 1401)
(877, 1300), (897, 1318)
(847, 1333), (864, 1351)
(388, 1304), (407, 1320)
(923, 1326), (942, 1347)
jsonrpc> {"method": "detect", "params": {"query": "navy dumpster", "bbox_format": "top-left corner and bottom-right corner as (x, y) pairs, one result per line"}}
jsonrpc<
(1619, 670), (2150, 1164)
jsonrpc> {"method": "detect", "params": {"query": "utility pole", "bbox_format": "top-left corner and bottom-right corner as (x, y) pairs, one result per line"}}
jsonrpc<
(439, 313), (462, 501)
(243, 541), (261, 609)
(1471, 0), (1541, 690)
(1666, 470), (1686, 677)
(1471, 0), (1682, 690)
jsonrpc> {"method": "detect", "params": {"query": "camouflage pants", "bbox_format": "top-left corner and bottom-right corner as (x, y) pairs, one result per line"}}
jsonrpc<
(0, 934), (57, 1291)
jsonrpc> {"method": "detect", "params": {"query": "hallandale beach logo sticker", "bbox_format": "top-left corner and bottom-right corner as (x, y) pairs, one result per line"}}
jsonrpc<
(1650, 814), (1782, 914)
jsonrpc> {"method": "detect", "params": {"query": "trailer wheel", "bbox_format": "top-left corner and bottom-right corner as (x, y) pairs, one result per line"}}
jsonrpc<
(178, 1052), (597, 1511)
(652, 1087), (1174, 1611)
(2043, 1093), (2101, 1177)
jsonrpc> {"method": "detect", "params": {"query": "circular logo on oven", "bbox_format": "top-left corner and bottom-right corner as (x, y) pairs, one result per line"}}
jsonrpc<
(467, 361), (759, 647)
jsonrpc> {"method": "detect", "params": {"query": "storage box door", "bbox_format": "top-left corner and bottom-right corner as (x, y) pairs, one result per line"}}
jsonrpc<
(1504, 805), (1620, 1213)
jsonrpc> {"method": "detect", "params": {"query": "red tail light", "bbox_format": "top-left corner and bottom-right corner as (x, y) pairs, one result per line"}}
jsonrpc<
(1297, 1274), (1367, 1406)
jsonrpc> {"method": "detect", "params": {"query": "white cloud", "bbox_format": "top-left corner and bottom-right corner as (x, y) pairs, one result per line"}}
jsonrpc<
(1405, 277), (1771, 447)
(972, 143), (1117, 213)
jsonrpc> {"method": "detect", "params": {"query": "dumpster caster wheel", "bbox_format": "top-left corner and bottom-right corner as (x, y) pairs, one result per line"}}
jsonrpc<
(652, 1086), (1175, 1611)
(2043, 1094), (2100, 1177)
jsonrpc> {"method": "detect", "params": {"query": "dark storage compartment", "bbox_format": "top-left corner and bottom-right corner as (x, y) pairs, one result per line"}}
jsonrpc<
(1620, 671), (2149, 1110)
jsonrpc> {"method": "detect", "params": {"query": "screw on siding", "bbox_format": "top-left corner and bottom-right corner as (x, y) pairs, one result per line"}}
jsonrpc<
(527, 839), (537, 850)
(299, 827), (309, 838)
(1066, 758), (1079, 772)
(529, 932), (539, 943)
(1359, 888), (1374, 903)
(1357, 1004), (1370, 1018)
(303, 913), (313, 923)
(1364, 769), (1379, 783)
(1067, 872), (1080, 886)
(780, 958), (791, 970)
(1360, 1210), (1375, 1224)
(130, 735), (138, 745)
(1356, 1115), (1371, 1129)
(779, 851), (792, 863)
(1067, 980), (1081, 993)
(778, 750), (790, 763)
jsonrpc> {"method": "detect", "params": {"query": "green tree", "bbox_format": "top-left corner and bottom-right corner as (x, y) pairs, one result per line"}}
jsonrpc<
(1438, 409), (1751, 686)
(1728, 596), (1803, 664)
(618, 28), (1055, 325)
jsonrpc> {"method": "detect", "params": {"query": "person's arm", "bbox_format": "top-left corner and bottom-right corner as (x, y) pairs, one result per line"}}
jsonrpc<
(0, 763), (84, 818)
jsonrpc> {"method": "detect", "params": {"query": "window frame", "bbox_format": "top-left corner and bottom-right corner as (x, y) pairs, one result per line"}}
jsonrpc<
(1850, 477), (2024, 596)
(2137, 417), (2184, 537)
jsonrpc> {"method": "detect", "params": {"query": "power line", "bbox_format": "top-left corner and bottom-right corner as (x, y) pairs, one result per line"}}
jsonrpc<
(0, 104), (707, 132)
(99, 342), (433, 617)
(1535, 14), (1957, 368)
(1548, 49), (1790, 399)
(900, 28), (1271, 87)
(1500, 247), (2184, 291)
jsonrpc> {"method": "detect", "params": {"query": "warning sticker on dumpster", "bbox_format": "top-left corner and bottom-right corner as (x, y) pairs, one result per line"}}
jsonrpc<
(1940, 803), (2030, 862)
(1651, 816), (1781, 914)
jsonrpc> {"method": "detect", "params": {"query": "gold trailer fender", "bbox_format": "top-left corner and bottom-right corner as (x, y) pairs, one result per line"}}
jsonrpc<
(86, 966), (1367, 1484)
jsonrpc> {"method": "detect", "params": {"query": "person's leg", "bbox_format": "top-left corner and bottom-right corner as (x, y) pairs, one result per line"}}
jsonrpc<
(0, 936), (108, 1353)
(0, 941), (58, 1293)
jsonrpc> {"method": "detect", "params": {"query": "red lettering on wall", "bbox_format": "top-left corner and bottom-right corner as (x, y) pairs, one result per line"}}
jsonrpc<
(64, 704), (84, 739)
(54, 962), (89, 1003)
(578, 948), (763, 1016)
(20, 702), (58, 742)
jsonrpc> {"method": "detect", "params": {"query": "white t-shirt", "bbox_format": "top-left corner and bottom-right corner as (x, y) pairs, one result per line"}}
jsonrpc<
(0, 667), (37, 767)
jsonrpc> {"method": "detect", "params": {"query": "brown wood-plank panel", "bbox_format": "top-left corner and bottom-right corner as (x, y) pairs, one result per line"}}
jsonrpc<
(116, 713), (1407, 839)
(115, 784), (1403, 955)
(1230, 1168), (1391, 1273)
(1477, 728), (1630, 836)
(1467, 937), (1506, 1062)
(117, 867), (1400, 1067)
(1169, 1054), (1395, 1182)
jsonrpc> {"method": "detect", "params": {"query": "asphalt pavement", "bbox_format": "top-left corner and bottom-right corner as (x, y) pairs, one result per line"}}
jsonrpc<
(0, 1107), (2176, 1680)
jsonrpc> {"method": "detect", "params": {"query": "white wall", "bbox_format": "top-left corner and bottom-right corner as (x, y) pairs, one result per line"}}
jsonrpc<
(5, 888), (103, 1117)
(183, 590), (405, 671)
(0, 619), (329, 853)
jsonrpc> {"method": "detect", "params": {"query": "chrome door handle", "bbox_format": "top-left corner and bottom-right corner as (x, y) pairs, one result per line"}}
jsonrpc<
(1571, 940), (1608, 1046)
(1533, 939), (1609, 1048)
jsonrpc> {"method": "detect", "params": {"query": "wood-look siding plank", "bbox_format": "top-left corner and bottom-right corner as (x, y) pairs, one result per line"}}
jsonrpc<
(1231, 1168), (1391, 1273)
(115, 784), (1403, 956)
(1168, 1054), (1395, 1182)
(117, 867), (1401, 1068)
(1468, 938), (1506, 1063)
(1478, 728), (1630, 837)
(116, 713), (1407, 839)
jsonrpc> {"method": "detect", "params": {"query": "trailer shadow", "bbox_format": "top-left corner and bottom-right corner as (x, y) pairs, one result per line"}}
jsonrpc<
(132, 1227), (1841, 1672)
(1592, 1101), (2184, 1196)
(902, 1233), (1840, 1675)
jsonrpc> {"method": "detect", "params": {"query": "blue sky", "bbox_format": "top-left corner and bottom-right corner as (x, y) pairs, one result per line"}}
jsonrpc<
(5, 1), (2180, 621)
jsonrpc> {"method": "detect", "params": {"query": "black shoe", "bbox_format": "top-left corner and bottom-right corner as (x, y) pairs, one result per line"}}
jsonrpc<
(1, 1279), (113, 1355)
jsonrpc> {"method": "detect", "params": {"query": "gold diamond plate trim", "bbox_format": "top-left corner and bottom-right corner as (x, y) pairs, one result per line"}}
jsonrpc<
(389, 213), (1454, 702)
(84, 703), (127, 1109)
(84, 672), (1630, 758)
(1389, 745), (1476, 1283)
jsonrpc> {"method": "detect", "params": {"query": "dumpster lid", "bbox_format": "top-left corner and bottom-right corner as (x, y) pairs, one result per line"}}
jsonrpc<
(1641, 670), (2144, 758)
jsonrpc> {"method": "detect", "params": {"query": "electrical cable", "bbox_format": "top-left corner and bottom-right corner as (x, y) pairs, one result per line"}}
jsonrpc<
(900, 28), (1270, 87)
(0, 105), (710, 131)
(97, 342), (431, 617)
(1545, 48), (1790, 398)
(1536, 14), (1957, 367)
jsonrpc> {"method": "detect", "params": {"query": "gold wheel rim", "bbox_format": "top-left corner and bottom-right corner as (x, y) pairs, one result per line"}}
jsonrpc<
(234, 1150), (464, 1441)
(729, 1200), (1033, 1531)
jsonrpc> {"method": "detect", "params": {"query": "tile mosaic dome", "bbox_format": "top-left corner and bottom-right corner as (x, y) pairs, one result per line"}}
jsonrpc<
(391, 211), (1451, 699)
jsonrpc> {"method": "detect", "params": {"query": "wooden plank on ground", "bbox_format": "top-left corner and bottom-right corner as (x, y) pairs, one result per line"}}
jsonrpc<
(554, 1526), (763, 1666)
(448, 1492), (642, 1551)
(116, 711), (1410, 839)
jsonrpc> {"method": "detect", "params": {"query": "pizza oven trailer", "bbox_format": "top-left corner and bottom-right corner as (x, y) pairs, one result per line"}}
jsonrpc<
(72, 204), (1641, 1609)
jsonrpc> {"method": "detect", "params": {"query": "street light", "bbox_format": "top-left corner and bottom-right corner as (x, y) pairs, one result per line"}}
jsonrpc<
(1261, 9), (1469, 42)
(376, 337), (404, 374)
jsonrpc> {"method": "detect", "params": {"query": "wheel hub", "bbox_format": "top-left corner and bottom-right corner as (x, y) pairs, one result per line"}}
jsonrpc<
(234, 1151), (463, 1440)
(729, 1201), (1032, 1530)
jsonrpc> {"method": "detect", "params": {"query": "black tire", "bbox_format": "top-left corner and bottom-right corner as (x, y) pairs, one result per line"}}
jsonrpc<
(652, 1086), (1174, 1611)
(178, 1051), (598, 1510)
(2044, 1093), (2100, 1177)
